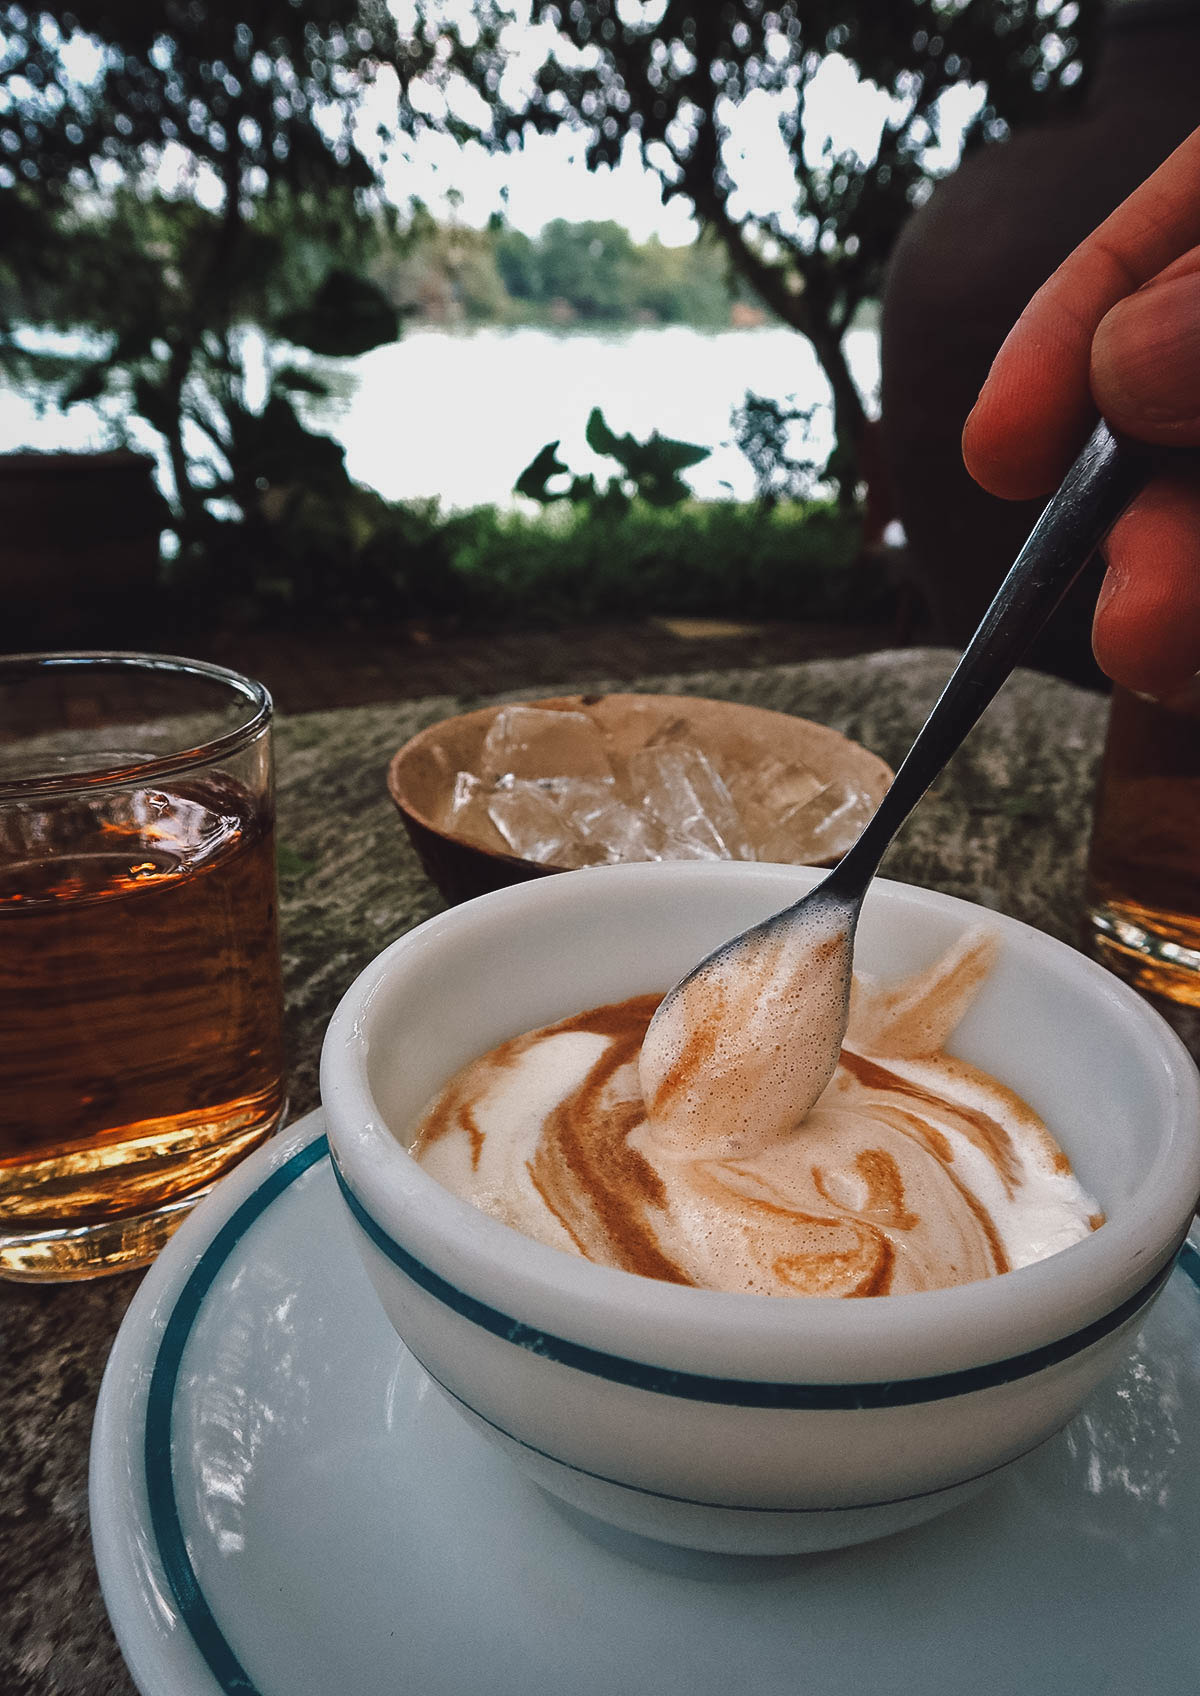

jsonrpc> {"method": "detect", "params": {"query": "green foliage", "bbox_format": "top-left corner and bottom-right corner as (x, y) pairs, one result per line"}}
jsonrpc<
(491, 226), (541, 303)
(369, 216), (740, 328)
(276, 270), (400, 361)
(516, 407), (710, 514)
(168, 482), (455, 630)
(0, 0), (1099, 621)
(163, 473), (883, 638)
(630, 233), (740, 329)
(3, 182), (399, 549)
(480, 218), (737, 326)
(0, 0), (418, 569)
(442, 499), (877, 630)
(368, 209), (512, 322)
(521, 220), (640, 319)
(222, 392), (347, 499)
(0, 1), (406, 204)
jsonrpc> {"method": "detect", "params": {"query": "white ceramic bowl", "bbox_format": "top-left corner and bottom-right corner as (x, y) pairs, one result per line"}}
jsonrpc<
(320, 862), (1200, 1555)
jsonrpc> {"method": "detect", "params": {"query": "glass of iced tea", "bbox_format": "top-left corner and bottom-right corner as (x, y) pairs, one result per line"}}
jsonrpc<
(1083, 679), (1200, 1011)
(0, 652), (287, 1280)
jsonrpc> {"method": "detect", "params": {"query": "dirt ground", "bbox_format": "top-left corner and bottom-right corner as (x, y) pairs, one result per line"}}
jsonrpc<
(179, 616), (902, 713)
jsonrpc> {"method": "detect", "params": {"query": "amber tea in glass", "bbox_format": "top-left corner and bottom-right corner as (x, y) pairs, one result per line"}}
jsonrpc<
(1083, 680), (1200, 1008)
(0, 653), (287, 1280)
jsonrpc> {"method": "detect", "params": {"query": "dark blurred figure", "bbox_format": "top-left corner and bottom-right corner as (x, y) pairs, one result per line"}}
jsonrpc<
(880, 0), (1200, 686)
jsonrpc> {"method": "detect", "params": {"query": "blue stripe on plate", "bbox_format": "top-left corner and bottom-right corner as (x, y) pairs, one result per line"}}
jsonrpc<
(143, 1133), (329, 1696)
(140, 1129), (1200, 1696)
(333, 1157), (1179, 1409)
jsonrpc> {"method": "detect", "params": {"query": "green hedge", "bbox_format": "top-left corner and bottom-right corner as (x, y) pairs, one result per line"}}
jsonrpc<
(169, 488), (891, 633)
(441, 500), (875, 626)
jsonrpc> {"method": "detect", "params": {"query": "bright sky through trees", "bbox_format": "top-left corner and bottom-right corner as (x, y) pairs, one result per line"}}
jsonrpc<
(361, 20), (986, 243)
(34, 7), (984, 245)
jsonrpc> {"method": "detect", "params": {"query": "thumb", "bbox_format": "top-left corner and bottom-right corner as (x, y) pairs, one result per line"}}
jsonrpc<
(1091, 258), (1200, 445)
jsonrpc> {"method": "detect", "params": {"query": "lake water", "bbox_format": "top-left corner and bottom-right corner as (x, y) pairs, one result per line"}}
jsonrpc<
(0, 323), (880, 510)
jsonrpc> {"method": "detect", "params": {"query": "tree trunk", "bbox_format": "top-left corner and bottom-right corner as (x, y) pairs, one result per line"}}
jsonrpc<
(163, 151), (247, 544)
(663, 112), (871, 509)
(162, 339), (200, 531)
(807, 325), (869, 512)
(689, 185), (871, 510)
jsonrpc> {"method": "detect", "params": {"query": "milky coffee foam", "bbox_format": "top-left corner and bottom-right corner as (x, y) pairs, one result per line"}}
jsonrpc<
(410, 930), (1102, 1297)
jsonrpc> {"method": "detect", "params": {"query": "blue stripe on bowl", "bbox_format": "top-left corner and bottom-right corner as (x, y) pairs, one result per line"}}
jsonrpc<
(412, 1342), (1064, 1515)
(333, 1156), (1181, 1409)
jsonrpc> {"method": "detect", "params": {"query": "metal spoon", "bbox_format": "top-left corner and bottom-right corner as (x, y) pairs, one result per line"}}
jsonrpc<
(639, 420), (1158, 1156)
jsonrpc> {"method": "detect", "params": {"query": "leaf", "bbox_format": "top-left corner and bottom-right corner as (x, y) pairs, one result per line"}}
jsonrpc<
(514, 440), (569, 503)
(584, 406), (624, 459)
(584, 408), (707, 497)
(643, 431), (710, 473)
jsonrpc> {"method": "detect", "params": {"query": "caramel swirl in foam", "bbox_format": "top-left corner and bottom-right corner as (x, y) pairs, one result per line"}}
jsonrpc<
(410, 932), (1102, 1297)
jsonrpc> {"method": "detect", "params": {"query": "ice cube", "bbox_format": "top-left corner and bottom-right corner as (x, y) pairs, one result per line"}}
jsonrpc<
(626, 744), (755, 861)
(565, 786), (665, 864)
(485, 776), (584, 865)
(442, 769), (480, 827)
(479, 705), (613, 782)
(438, 770), (510, 855)
(726, 756), (828, 856)
(552, 775), (619, 835)
(759, 776), (876, 865)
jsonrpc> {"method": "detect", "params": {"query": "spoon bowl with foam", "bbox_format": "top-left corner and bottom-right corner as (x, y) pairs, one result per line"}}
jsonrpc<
(639, 421), (1162, 1158)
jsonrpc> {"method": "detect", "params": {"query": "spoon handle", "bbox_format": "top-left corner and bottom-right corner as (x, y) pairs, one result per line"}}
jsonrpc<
(822, 420), (1157, 901)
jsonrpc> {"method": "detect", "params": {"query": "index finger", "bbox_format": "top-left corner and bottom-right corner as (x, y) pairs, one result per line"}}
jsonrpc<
(962, 125), (1200, 500)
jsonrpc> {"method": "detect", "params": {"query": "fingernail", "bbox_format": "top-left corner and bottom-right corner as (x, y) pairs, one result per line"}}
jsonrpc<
(1093, 272), (1200, 426)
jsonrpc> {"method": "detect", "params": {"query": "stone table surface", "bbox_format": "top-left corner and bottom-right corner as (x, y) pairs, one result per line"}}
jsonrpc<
(1, 649), (1114, 1695)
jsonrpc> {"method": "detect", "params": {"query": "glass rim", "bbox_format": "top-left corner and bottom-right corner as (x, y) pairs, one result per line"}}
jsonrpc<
(0, 651), (273, 800)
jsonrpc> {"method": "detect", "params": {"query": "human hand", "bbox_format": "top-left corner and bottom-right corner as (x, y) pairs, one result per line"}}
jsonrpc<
(962, 125), (1200, 696)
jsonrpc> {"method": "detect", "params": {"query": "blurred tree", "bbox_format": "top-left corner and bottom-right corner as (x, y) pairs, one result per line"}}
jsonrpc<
(485, 216), (735, 325)
(535, 218), (639, 318)
(630, 229), (739, 329)
(371, 202), (512, 320)
(405, 0), (1098, 506)
(491, 220), (542, 304)
(0, 0), (423, 562)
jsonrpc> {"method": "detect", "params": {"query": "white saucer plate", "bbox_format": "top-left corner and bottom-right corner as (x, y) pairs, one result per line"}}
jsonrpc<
(91, 1110), (1200, 1696)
